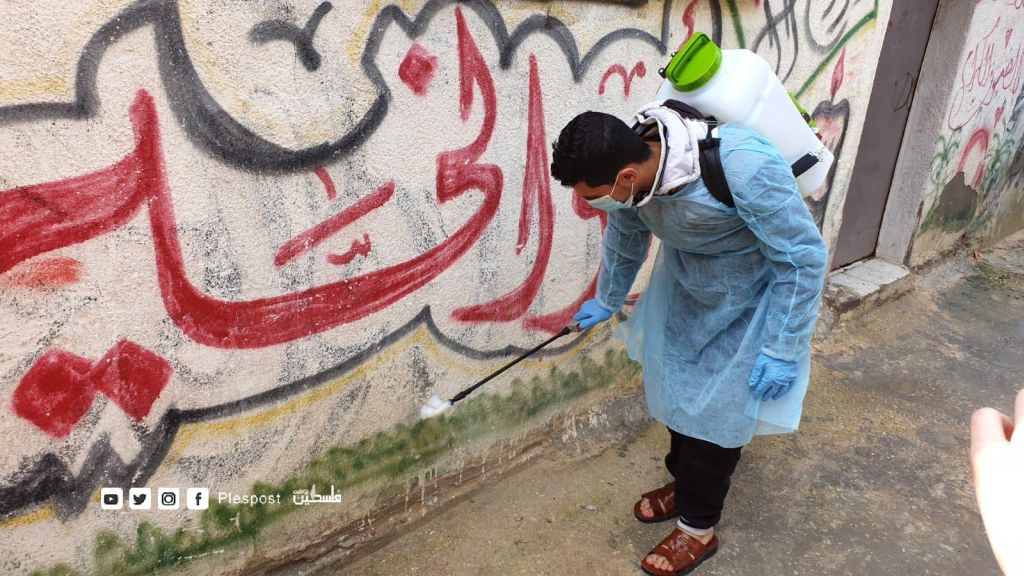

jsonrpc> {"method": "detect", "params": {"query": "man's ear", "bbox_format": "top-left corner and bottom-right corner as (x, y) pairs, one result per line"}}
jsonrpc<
(619, 167), (639, 185)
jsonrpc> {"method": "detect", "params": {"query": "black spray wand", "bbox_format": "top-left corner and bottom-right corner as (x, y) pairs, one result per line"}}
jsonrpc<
(419, 325), (579, 419)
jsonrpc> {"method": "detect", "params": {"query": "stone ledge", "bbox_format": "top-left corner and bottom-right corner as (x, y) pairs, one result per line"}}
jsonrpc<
(823, 257), (914, 324)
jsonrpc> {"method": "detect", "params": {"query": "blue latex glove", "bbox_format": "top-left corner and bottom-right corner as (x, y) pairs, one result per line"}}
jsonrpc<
(573, 299), (613, 330)
(747, 352), (799, 401)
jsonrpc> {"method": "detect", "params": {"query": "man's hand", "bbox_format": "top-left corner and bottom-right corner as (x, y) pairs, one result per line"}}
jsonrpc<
(573, 299), (613, 330)
(970, 388), (1024, 575)
(747, 352), (798, 401)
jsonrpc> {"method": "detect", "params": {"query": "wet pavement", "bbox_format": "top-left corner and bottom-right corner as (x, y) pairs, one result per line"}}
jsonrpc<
(340, 232), (1024, 575)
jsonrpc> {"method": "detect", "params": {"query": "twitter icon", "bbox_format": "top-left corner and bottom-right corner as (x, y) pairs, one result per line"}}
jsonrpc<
(129, 487), (152, 510)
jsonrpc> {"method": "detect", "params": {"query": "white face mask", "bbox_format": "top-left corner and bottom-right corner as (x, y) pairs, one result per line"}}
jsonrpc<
(584, 173), (635, 212)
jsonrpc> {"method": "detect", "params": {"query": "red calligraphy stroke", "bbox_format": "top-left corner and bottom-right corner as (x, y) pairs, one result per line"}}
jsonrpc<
(598, 62), (647, 97)
(682, 0), (699, 45)
(0, 151), (147, 276)
(314, 165), (337, 200)
(327, 233), (371, 266)
(0, 257), (82, 287)
(0, 8), (502, 349)
(957, 128), (991, 189)
(452, 53), (550, 323)
(274, 181), (393, 267)
(524, 190), (607, 333)
(831, 48), (846, 100)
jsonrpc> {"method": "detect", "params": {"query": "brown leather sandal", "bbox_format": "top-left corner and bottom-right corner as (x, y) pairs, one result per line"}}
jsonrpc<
(640, 527), (718, 576)
(633, 481), (677, 523)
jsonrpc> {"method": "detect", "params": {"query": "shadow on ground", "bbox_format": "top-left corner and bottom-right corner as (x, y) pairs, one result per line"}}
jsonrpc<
(340, 236), (1024, 575)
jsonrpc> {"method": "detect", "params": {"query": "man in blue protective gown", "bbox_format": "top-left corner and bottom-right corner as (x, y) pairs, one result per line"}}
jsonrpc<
(550, 103), (828, 576)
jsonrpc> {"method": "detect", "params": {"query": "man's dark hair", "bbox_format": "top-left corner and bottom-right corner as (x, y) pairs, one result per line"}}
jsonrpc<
(550, 111), (651, 188)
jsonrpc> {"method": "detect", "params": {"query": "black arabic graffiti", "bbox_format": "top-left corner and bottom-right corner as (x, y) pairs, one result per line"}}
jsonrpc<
(250, 1), (334, 71)
(0, 0), (667, 521)
(0, 0), (673, 172)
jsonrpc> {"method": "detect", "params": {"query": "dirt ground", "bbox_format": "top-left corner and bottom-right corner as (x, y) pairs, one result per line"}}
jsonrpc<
(339, 233), (1024, 575)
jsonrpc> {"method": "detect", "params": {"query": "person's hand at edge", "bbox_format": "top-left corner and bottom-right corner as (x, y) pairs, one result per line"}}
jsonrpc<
(971, 388), (1024, 575)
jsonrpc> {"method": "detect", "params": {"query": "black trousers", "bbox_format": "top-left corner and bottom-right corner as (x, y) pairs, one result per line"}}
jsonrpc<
(664, 427), (743, 530)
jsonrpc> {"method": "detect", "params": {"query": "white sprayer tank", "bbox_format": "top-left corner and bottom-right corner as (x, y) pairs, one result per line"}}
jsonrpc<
(655, 34), (833, 196)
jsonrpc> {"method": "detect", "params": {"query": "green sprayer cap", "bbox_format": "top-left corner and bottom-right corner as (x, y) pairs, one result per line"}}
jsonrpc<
(663, 32), (722, 92)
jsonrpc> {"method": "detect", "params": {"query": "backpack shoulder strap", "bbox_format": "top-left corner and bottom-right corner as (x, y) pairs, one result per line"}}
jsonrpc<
(697, 126), (735, 208)
(660, 99), (705, 121)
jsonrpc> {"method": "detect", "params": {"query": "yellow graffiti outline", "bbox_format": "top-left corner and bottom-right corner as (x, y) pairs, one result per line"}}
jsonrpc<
(0, 76), (71, 103)
(0, 504), (54, 529)
(165, 321), (603, 459)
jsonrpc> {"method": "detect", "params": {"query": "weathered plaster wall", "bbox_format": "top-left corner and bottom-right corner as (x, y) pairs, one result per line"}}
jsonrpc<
(0, 1), (890, 574)
(885, 0), (1024, 267)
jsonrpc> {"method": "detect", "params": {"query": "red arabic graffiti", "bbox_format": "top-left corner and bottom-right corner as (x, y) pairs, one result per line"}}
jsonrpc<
(948, 17), (1024, 130)
(0, 9), (502, 349)
(13, 340), (171, 438)
(2, 7), (607, 363)
(2, 8), (619, 442)
(452, 53), (550, 323)
(274, 181), (394, 267)
(598, 62), (647, 97)
(154, 7), (503, 348)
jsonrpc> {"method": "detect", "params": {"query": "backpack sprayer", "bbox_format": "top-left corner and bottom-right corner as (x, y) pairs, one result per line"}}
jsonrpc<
(656, 32), (833, 195)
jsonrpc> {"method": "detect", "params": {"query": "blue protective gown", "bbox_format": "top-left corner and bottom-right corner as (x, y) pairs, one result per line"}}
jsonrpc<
(598, 123), (828, 448)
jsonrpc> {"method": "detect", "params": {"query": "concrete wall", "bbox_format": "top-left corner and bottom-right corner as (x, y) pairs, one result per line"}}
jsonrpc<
(0, 1), (890, 574)
(881, 0), (1024, 267)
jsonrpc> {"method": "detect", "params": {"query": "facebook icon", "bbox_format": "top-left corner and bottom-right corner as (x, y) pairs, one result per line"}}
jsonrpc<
(186, 487), (209, 510)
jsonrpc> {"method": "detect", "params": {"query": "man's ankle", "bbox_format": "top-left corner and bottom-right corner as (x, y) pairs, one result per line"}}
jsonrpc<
(676, 519), (714, 544)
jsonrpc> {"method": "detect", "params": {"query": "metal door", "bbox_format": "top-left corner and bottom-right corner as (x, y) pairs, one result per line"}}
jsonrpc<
(831, 1), (941, 269)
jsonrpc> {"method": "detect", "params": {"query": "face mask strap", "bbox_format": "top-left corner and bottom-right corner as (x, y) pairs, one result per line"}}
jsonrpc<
(612, 173), (635, 204)
(583, 172), (637, 212)
(620, 178), (635, 208)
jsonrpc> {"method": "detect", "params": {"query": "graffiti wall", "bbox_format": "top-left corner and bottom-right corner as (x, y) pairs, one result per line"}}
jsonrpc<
(909, 0), (1024, 266)
(0, 1), (890, 573)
